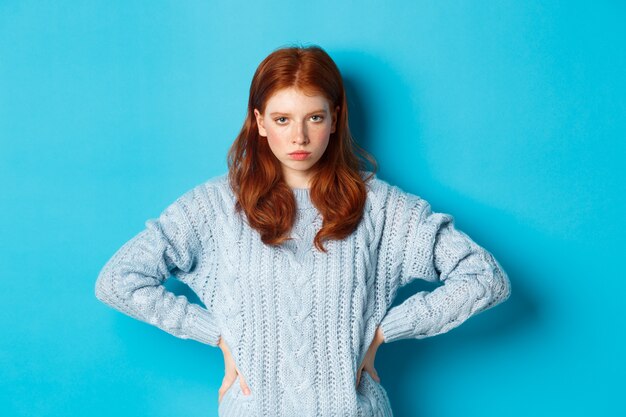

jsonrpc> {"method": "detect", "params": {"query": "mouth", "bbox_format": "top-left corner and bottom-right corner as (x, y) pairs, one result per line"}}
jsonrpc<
(288, 151), (311, 160)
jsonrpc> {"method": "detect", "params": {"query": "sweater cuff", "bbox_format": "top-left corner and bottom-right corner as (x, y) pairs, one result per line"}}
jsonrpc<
(185, 304), (221, 347)
(379, 304), (416, 344)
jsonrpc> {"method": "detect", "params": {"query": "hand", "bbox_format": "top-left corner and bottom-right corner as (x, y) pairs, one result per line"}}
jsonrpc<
(356, 325), (385, 388)
(217, 336), (251, 404)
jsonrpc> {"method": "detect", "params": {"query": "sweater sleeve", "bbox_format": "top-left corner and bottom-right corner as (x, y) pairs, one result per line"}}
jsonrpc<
(378, 192), (511, 344)
(94, 188), (221, 347)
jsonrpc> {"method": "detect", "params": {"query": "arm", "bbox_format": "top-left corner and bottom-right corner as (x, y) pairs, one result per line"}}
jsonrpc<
(379, 194), (511, 343)
(94, 188), (221, 347)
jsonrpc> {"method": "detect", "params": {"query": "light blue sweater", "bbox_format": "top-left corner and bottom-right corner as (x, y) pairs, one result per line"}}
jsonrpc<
(95, 171), (511, 417)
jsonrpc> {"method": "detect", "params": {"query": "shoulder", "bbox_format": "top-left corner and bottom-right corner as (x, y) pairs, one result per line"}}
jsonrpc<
(186, 171), (231, 198)
(172, 171), (234, 215)
(362, 171), (421, 202)
(361, 171), (430, 219)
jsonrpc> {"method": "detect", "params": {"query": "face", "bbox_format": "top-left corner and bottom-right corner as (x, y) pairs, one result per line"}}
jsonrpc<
(254, 87), (339, 189)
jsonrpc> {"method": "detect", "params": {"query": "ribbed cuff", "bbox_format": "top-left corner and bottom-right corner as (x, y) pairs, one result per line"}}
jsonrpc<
(379, 304), (416, 344)
(185, 304), (221, 347)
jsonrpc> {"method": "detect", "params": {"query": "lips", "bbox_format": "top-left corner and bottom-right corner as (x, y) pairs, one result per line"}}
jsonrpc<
(288, 151), (311, 161)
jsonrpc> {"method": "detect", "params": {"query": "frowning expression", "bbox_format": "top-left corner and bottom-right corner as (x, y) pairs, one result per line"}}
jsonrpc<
(254, 87), (338, 188)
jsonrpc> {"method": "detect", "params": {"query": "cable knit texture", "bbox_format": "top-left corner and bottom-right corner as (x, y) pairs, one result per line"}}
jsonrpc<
(95, 171), (511, 417)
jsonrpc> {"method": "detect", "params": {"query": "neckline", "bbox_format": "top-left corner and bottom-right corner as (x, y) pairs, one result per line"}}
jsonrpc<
(291, 187), (314, 209)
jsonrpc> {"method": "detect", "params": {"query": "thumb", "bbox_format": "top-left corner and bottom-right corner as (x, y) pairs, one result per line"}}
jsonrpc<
(239, 373), (251, 396)
(370, 368), (381, 383)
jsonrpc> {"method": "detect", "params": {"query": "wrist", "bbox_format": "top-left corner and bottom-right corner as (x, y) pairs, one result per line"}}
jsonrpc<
(375, 326), (385, 345)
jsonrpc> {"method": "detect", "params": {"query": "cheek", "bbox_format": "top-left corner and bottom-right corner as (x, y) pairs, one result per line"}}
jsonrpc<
(265, 124), (287, 141)
(311, 125), (332, 142)
(320, 137), (331, 152)
(264, 127), (288, 153)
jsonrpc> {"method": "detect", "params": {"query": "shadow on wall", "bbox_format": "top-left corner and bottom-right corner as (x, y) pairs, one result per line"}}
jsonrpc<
(334, 49), (414, 171)
(329, 49), (534, 416)
(376, 206), (536, 416)
(332, 48), (435, 196)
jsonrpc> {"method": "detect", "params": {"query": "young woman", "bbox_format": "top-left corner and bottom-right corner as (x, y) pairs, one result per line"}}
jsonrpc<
(95, 45), (511, 417)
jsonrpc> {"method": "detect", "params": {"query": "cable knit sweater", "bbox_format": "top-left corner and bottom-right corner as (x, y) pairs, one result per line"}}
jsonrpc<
(95, 171), (511, 417)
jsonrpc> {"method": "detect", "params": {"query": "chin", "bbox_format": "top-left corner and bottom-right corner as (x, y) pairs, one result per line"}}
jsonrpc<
(284, 162), (315, 173)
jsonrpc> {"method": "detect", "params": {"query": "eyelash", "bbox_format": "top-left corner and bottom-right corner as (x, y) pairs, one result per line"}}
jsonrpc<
(274, 115), (324, 124)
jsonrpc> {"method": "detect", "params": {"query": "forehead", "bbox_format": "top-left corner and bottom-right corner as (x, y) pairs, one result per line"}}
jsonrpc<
(264, 87), (330, 112)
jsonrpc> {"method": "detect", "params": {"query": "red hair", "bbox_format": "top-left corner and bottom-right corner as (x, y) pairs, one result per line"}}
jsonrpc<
(226, 44), (378, 253)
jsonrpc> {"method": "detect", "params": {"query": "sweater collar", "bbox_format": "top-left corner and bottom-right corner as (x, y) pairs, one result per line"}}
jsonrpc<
(291, 187), (314, 209)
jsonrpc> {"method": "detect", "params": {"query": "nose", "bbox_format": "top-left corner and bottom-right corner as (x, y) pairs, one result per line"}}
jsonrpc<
(293, 121), (309, 144)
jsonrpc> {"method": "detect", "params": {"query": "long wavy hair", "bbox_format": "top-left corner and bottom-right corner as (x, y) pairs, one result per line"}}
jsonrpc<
(227, 44), (378, 253)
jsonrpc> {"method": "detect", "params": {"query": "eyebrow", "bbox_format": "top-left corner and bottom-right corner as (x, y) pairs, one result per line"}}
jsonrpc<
(269, 109), (327, 117)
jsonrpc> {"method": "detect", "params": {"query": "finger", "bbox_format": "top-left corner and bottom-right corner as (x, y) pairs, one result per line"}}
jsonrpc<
(218, 375), (235, 399)
(218, 385), (228, 404)
(219, 376), (233, 392)
(239, 374), (251, 395)
(370, 368), (381, 383)
(224, 373), (237, 385)
(355, 369), (361, 388)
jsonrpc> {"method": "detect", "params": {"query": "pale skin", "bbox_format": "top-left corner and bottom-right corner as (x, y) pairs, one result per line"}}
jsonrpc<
(218, 86), (386, 403)
(255, 86), (337, 189)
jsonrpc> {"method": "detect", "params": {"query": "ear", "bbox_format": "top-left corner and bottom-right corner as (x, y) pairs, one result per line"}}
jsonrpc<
(254, 109), (267, 137)
(330, 105), (339, 133)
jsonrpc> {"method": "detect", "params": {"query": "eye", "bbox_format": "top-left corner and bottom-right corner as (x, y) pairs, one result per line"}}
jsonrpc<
(275, 116), (288, 124)
(310, 115), (324, 122)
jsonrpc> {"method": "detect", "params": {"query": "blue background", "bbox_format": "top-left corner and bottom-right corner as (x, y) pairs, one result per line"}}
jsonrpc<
(1, 1), (624, 416)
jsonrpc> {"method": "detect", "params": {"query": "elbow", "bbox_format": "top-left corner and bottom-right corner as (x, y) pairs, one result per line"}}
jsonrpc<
(487, 253), (511, 308)
(94, 271), (109, 304)
(94, 266), (117, 306)
(495, 268), (512, 306)
(502, 267), (512, 301)
(466, 248), (511, 311)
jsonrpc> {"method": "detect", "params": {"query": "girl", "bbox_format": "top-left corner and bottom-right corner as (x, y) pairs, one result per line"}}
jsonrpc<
(95, 44), (511, 417)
